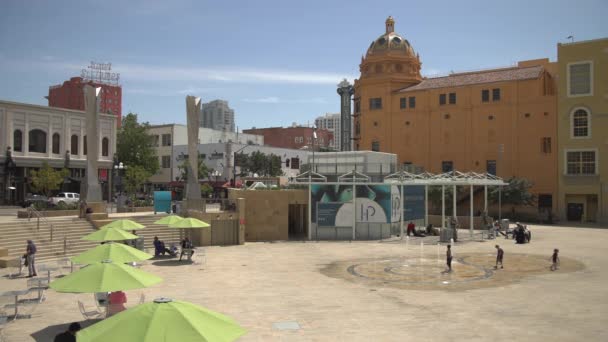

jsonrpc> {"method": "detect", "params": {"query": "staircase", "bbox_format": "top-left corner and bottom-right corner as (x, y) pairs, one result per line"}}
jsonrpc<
(0, 214), (185, 267)
(0, 217), (99, 266)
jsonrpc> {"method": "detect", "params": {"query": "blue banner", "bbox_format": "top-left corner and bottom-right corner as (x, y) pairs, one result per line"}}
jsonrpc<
(317, 203), (343, 226)
(403, 186), (425, 221)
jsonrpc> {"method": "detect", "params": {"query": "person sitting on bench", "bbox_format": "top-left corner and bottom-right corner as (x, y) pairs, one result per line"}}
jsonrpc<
(153, 236), (173, 256)
(179, 237), (194, 261)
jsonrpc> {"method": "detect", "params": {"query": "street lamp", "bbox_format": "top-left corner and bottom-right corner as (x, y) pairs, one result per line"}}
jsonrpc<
(211, 170), (221, 183)
(312, 126), (317, 173)
(113, 161), (127, 209)
(233, 145), (250, 187)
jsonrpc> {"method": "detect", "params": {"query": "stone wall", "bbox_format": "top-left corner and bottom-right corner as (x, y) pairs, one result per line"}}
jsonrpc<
(228, 189), (308, 241)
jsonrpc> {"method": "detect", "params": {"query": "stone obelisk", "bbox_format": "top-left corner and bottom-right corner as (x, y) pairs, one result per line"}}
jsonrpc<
(83, 85), (105, 213)
(185, 95), (204, 211)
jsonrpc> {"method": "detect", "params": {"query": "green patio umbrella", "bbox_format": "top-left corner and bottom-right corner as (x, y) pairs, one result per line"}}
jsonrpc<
(168, 218), (210, 229)
(154, 215), (184, 225)
(77, 298), (246, 342)
(49, 260), (162, 293)
(71, 242), (153, 264)
(100, 219), (145, 230)
(82, 227), (139, 242)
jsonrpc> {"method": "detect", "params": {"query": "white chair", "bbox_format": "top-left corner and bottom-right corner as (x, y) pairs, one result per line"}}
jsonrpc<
(78, 300), (103, 320)
(192, 248), (206, 266)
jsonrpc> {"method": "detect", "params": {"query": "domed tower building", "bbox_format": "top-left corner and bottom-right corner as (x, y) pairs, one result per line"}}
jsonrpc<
(354, 16), (559, 219)
(353, 16), (422, 152)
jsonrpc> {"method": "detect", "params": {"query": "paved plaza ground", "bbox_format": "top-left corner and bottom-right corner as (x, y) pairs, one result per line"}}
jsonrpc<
(1, 224), (608, 341)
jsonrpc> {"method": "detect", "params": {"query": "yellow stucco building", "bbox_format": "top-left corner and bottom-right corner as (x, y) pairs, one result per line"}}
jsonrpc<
(557, 38), (608, 224)
(354, 17), (558, 217)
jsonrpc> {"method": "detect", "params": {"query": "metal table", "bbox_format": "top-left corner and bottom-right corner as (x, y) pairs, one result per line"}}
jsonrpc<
(0, 289), (31, 319)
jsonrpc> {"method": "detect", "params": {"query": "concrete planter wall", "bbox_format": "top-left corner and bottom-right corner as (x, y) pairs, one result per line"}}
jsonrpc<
(17, 209), (79, 218)
(117, 206), (155, 213)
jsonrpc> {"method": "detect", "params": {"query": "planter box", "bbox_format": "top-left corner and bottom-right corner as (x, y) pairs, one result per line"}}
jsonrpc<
(117, 206), (154, 213)
(17, 209), (79, 218)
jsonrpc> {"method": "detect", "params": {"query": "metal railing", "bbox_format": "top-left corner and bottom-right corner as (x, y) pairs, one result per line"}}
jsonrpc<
(27, 206), (68, 255)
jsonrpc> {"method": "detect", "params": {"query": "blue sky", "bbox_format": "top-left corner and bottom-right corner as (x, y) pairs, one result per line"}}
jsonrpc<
(1, 0), (606, 130)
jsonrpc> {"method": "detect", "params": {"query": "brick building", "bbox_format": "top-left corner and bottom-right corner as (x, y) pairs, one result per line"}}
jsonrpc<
(243, 126), (333, 151)
(47, 76), (122, 125)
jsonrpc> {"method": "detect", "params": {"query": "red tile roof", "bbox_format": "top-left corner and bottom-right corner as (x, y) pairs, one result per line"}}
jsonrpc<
(397, 65), (543, 92)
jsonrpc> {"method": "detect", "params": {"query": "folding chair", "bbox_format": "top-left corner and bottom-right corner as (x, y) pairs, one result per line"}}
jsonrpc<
(27, 278), (49, 303)
(0, 315), (9, 342)
(78, 300), (103, 320)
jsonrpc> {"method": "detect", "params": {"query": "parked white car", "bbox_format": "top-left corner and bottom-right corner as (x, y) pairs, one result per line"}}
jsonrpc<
(48, 192), (80, 206)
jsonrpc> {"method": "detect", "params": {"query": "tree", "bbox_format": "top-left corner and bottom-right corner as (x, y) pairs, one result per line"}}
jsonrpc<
(124, 165), (151, 197)
(200, 183), (213, 197)
(29, 162), (68, 197)
(266, 153), (283, 177)
(427, 185), (454, 215)
(489, 177), (536, 217)
(177, 153), (209, 182)
(116, 113), (159, 175)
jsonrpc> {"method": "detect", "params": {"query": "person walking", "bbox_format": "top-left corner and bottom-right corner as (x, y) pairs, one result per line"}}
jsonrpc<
(54, 322), (81, 342)
(25, 240), (37, 277)
(495, 245), (504, 269)
(446, 245), (453, 272)
(551, 249), (560, 271)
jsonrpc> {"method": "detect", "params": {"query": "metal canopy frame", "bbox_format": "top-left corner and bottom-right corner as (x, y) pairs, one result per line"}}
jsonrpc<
(293, 168), (508, 241)
(294, 170), (327, 183)
(337, 170), (370, 183)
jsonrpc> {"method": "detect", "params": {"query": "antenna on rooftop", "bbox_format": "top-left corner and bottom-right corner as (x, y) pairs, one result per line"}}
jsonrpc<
(567, 35), (574, 43)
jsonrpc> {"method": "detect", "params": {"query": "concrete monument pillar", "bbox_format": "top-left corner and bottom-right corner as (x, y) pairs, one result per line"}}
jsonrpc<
(185, 96), (204, 211)
(83, 86), (102, 201)
(337, 79), (354, 151)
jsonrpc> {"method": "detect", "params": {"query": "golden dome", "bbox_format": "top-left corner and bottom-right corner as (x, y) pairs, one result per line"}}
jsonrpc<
(366, 17), (416, 57)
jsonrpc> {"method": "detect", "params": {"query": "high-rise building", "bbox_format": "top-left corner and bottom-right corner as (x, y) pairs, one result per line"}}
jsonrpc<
(557, 38), (608, 224)
(314, 113), (341, 150)
(200, 100), (235, 132)
(354, 17), (558, 217)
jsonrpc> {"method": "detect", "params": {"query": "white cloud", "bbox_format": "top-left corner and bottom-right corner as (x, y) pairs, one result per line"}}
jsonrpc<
(243, 97), (281, 103)
(422, 67), (444, 77)
(242, 97), (329, 104)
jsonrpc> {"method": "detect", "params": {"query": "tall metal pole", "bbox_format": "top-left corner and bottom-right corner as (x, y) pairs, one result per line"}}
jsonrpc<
(484, 185), (488, 214)
(400, 181), (404, 239)
(352, 171), (356, 241)
(441, 185), (445, 229)
(424, 185), (429, 227)
(470, 185), (474, 237)
(452, 185), (457, 220)
(308, 173), (312, 240)
(498, 187), (502, 220)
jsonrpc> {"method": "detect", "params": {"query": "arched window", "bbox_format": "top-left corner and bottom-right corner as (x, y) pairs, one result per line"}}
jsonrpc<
(71, 135), (79, 155)
(52, 133), (60, 154)
(84, 135), (87, 155)
(102, 137), (109, 157)
(13, 130), (23, 152)
(571, 108), (590, 138)
(28, 129), (47, 153)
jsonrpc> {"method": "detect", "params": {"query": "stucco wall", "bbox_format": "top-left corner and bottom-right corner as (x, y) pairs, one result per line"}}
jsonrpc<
(228, 189), (308, 241)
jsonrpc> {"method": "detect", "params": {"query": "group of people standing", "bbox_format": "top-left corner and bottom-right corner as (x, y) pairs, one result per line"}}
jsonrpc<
(443, 244), (560, 272)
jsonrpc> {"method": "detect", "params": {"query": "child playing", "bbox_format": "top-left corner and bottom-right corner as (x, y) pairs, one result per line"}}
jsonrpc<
(551, 248), (560, 271)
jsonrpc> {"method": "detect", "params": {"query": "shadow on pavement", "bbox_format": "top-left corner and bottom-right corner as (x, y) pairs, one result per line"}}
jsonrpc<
(151, 260), (193, 267)
(31, 319), (100, 341)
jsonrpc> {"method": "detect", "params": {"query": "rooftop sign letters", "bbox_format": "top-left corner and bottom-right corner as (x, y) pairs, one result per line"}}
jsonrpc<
(81, 61), (120, 85)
